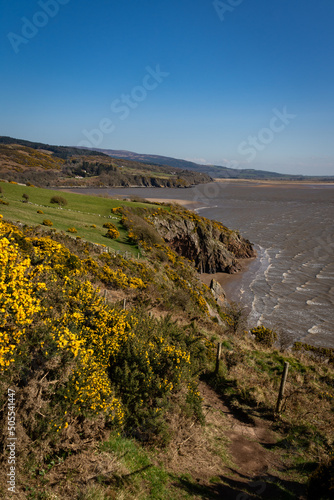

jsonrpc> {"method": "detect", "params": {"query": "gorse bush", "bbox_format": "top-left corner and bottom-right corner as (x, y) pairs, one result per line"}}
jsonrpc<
(105, 227), (120, 239)
(251, 325), (277, 347)
(0, 218), (212, 464)
(121, 211), (163, 246)
(42, 219), (53, 226)
(108, 312), (207, 441)
(103, 222), (117, 229)
(0, 236), (43, 369)
(223, 302), (245, 335)
(67, 227), (77, 233)
(50, 195), (67, 206)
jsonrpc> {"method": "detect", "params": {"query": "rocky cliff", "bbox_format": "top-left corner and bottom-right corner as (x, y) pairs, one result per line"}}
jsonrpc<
(148, 206), (255, 274)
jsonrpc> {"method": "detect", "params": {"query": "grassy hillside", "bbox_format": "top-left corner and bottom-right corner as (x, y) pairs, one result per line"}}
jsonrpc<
(0, 189), (333, 499)
(0, 138), (212, 188)
(0, 144), (65, 171)
(0, 181), (161, 253)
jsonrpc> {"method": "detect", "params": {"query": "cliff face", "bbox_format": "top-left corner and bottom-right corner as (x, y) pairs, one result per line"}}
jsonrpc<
(149, 207), (255, 274)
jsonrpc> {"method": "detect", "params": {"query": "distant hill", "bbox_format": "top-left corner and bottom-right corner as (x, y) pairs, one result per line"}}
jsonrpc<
(0, 135), (106, 160)
(1, 137), (332, 183)
(0, 137), (212, 188)
(86, 147), (334, 181)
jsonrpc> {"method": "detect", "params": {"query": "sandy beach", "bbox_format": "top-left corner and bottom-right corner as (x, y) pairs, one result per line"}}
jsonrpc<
(142, 197), (198, 208)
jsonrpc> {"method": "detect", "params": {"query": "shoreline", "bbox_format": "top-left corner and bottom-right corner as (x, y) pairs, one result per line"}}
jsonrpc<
(54, 183), (334, 350)
(213, 178), (334, 188)
(198, 256), (258, 307)
(141, 197), (199, 208)
(57, 186), (259, 305)
(145, 197), (258, 304)
(198, 256), (257, 288)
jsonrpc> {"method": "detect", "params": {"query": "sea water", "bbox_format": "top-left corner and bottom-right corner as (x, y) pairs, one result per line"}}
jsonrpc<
(68, 182), (334, 348)
(195, 182), (334, 348)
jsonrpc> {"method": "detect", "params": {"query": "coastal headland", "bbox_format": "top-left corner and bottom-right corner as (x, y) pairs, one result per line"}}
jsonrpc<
(0, 179), (333, 498)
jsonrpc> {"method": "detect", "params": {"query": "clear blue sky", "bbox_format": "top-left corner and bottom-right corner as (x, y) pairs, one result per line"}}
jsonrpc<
(1, 0), (333, 175)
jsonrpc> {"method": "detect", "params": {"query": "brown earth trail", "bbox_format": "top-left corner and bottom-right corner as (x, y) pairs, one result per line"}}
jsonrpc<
(162, 381), (307, 499)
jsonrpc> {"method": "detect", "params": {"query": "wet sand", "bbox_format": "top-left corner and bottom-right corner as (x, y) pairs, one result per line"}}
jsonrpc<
(199, 257), (258, 309)
(199, 257), (257, 287)
(143, 197), (198, 208)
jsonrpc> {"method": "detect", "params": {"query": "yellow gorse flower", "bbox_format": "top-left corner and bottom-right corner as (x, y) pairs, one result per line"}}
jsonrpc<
(0, 233), (44, 368)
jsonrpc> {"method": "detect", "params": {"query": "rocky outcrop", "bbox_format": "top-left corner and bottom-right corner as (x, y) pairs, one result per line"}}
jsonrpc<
(150, 207), (255, 274)
(210, 279), (227, 308)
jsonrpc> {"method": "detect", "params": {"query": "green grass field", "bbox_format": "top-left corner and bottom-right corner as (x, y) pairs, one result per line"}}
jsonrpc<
(0, 182), (160, 254)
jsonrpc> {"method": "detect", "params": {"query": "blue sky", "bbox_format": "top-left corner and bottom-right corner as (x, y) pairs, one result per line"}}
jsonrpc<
(1, 0), (333, 175)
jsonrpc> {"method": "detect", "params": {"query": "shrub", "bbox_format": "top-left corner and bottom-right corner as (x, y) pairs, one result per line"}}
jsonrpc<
(293, 342), (334, 363)
(166, 288), (192, 311)
(91, 224), (96, 228)
(108, 313), (205, 441)
(103, 222), (118, 229)
(122, 213), (163, 246)
(251, 325), (277, 347)
(42, 219), (53, 227)
(223, 302), (245, 335)
(26, 182), (34, 187)
(22, 193), (29, 203)
(111, 207), (123, 215)
(130, 195), (147, 203)
(0, 199), (9, 205)
(67, 227), (77, 233)
(9, 181), (17, 184)
(37, 210), (44, 214)
(105, 227), (120, 239)
(50, 195), (67, 206)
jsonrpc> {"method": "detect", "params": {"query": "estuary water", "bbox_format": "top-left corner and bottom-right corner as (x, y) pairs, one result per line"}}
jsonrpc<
(68, 182), (334, 348)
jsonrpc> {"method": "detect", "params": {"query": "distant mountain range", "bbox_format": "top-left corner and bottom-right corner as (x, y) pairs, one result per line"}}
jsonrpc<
(84, 147), (334, 181)
(0, 136), (333, 182)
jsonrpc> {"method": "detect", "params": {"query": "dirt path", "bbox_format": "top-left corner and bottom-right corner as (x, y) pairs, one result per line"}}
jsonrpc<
(162, 381), (306, 499)
(199, 381), (278, 477)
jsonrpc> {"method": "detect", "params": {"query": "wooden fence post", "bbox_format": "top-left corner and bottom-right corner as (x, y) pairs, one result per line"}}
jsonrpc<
(275, 361), (289, 414)
(215, 343), (222, 374)
(123, 298), (126, 310)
